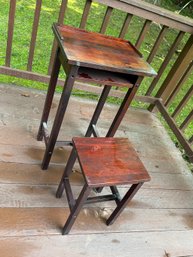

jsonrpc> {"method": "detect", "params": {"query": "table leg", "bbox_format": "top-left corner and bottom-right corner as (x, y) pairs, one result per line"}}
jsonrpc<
(85, 85), (111, 137)
(106, 182), (143, 226)
(106, 82), (139, 137)
(37, 47), (61, 141)
(41, 65), (78, 170)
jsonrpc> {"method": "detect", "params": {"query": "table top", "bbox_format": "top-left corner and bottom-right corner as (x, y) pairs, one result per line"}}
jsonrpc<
(53, 23), (157, 77)
(73, 137), (150, 187)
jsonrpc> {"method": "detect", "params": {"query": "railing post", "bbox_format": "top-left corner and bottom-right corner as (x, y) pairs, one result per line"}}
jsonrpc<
(153, 35), (193, 102)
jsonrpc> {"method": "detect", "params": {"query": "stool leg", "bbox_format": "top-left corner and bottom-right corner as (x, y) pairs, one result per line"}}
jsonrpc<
(41, 65), (78, 170)
(85, 85), (111, 137)
(56, 148), (77, 198)
(37, 47), (61, 141)
(62, 184), (91, 235)
(106, 182), (143, 226)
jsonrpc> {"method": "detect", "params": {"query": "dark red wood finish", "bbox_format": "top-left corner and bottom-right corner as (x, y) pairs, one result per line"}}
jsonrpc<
(54, 23), (157, 77)
(38, 23), (156, 170)
(77, 67), (136, 88)
(73, 137), (150, 187)
(56, 137), (151, 234)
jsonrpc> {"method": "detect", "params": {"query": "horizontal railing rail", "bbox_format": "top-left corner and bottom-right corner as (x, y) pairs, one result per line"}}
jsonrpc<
(0, 0), (192, 162)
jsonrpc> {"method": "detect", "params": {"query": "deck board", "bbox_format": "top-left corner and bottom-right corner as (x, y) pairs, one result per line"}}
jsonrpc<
(0, 208), (193, 237)
(0, 84), (193, 257)
(1, 184), (193, 208)
(1, 231), (193, 257)
(1, 162), (193, 190)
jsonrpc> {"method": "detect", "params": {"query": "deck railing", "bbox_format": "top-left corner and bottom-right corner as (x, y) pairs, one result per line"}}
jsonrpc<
(0, 0), (193, 162)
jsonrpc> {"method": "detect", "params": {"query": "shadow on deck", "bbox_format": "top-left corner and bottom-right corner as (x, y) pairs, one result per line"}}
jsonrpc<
(0, 84), (193, 257)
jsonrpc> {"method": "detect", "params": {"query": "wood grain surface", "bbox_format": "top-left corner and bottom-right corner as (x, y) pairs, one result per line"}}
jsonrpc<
(54, 24), (157, 77)
(73, 137), (150, 186)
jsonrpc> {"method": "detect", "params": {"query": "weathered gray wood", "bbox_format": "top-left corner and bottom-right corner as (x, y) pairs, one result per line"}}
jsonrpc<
(0, 84), (193, 256)
(0, 162), (83, 186)
(0, 144), (70, 165)
(140, 156), (189, 175)
(0, 82), (193, 257)
(0, 162), (192, 190)
(144, 172), (193, 190)
(0, 208), (192, 237)
(0, 184), (193, 208)
(0, 84), (190, 172)
(1, 231), (193, 257)
(0, 122), (185, 166)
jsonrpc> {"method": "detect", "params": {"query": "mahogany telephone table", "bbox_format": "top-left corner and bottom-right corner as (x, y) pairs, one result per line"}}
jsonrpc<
(37, 23), (156, 170)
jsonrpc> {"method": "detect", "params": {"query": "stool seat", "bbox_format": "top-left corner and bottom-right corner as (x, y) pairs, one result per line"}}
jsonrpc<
(73, 137), (150, 187)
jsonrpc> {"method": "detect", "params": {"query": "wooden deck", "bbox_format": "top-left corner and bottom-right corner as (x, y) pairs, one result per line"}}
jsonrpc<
(0, 84), (193, 257)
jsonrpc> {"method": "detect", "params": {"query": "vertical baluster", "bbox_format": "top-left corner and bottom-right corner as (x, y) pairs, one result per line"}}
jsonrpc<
(180, 109), (193, 131)
(165, 61), (193, 107)
(80, 0), (92, 29)
(6, 0), (17, 67)
(135, 19), (151, 49)
(27, 0), (42, 71)
(146, 25), (168, 63)
(119, 13), (133, 39)
(133, 25), (168, 90)
(189, 134), (193, 144)
(146, 31), (185, 96)
(100, 6), (113, 34)
(172, 84), (193, 118)
(48, 0), (68, 75)
(155, 100), (193, 161)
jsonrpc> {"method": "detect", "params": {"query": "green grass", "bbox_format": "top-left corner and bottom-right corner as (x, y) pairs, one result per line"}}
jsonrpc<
(0, 0), (192, 164)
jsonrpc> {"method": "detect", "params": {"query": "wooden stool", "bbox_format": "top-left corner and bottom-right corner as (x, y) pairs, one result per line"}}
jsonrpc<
(56, 137), (150, 235)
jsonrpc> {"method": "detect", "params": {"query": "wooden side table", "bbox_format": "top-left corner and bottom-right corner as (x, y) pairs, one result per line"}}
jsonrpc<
(37, 23), (156, 170)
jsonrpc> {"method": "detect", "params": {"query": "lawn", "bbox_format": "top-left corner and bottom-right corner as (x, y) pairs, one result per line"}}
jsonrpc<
(0, 0), (192, 153)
